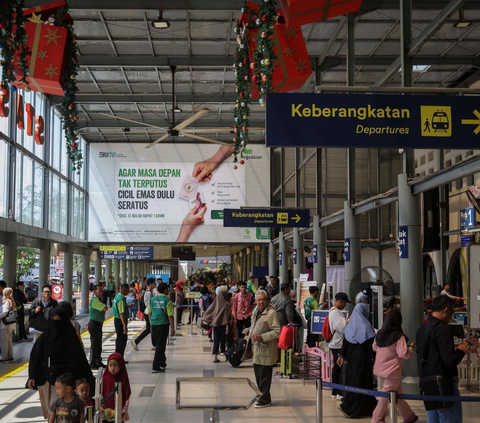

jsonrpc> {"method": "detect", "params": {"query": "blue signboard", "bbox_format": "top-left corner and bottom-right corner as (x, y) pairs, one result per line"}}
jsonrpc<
(312, 245), (318, 263)
(460, 207), (477, 229)
(344, 238), (350, 262)
(100, 246), (154, 260)
(461, 235), (475, 247)
(398, 226), (409, 259)
(311, 309), (349, 334)
(279, 252), (283, 266)
(223, 208), (310, 228)
(293, 249), (297, 265)
(266, 93), (480, 149)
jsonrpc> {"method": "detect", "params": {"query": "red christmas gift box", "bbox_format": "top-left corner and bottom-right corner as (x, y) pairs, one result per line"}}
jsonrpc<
(240, 3), (312, 98)
(23, 0), (67, 21)
(12, 21), (68, 96)
(279, 0), (363, 28)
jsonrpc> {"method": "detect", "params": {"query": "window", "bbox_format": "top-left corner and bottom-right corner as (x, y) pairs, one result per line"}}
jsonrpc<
(428, 151), (434, 162)
(49, 174), (60, 233)
(60, 179), (68, 234)
(420, 156), (426, 165)
(0, 139), (9, 218)
(33, 163), (43, 228)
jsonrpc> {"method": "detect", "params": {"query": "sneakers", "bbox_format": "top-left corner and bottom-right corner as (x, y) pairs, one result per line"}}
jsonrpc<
(152, 367), (165, 373)
(130, 340), (139, 351)
(254, 402), (271, 408)
(331, 395), (336, 399)
(336, 394), (343, 401)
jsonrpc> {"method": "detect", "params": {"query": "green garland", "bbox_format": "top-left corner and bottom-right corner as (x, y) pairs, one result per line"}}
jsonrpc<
(232, 0), (278, 165)
(0, 0), (30, 89)
(55, 6), (82, 172)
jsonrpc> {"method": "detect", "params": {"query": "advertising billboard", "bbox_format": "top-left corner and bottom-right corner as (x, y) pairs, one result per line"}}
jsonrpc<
(89, 143), (270, 243)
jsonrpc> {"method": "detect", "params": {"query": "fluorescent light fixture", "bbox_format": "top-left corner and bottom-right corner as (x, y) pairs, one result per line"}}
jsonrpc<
(152, 11), (170, 29)
(171, 107), (183, 113)
(454, 8), (472, 28)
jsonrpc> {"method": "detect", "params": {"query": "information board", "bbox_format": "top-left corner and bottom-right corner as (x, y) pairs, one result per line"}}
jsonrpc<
(266, 93), (480, 149)
(100, 246), (154, 260)
(460, 207), (477, 230)
(223, 208), (309, 228)
(344, 239), (350, 262)
(398, 226), (409, 259)
(311, 309), (349, 334)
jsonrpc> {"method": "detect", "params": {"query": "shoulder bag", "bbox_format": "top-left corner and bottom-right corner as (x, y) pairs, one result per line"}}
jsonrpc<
(2, 309), (18, 325)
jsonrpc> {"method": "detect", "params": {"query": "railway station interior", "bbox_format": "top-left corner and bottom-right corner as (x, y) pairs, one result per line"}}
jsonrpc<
(1, 0), (480, 422)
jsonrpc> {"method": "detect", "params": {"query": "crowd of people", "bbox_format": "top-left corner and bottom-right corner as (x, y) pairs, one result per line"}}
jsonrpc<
(0, 276), (474, 422)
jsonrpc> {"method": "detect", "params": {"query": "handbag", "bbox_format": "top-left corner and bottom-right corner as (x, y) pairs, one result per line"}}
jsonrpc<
(278, 323), (297, 350)
(418, 321), (454, 410)
(2, 309), (18, 325)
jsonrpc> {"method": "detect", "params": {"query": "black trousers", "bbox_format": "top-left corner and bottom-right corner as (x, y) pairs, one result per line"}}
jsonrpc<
(17, 310), (27, 340)
(152, 324), (169, 369)
(306, 320), (319, 348)
(88, 320), (103, 365)
(114, 318), (127, 356)
(331, 348), (343, 396)
(253, 364), (274, 405)
(134, 316), (154, 347)
(236, 316), (251, 338)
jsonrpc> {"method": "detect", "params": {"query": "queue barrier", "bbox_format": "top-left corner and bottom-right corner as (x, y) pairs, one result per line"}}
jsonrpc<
(316, 380), (480, 423)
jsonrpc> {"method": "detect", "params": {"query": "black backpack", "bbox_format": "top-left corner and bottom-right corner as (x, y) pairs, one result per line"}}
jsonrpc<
(139, 291), (147, 313)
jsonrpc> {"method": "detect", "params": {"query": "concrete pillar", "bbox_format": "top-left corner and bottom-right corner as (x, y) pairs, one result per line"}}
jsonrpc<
(94, 252), (101, 285)
(121, 260), (126, 286)
(3, 233), (17, 287)
(239, 251), (245, 281)
(63, 245), (73, 304)
(293, 228), (304, 298)
(261, 245), (267, 267)
(143, 262), (147, 277)
(344, 201), (360, 313)
(80, 249), (90, 314)
(39, 240), (50, 295)
(398, 173), (423, 381)
(254, 248), (261, 267)
(246, 249), (251, 279)
(313, 215), (327, 291)
(114, 259), (120, 290)
(268, 242), (277, 278)
(127, 260), (132, 283)
(232, 255), (236, 280)
(279, 231), (288, 286)
(105, 259), (112, 283)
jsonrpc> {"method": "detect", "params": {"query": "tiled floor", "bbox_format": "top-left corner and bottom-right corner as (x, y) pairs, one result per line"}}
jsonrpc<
(0, 313), (479, 422)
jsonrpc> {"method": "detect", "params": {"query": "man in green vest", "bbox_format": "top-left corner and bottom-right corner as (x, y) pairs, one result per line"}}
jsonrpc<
(87, 284), (108, 369)
(149, 282), (174, 373)
(304, 286), (320, 348)
(247, 276), (257, 295)
(113, 283), (129, 357)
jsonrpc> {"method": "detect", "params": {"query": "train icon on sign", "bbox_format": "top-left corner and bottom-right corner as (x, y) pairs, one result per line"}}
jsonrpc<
(432, 111), (449, 132)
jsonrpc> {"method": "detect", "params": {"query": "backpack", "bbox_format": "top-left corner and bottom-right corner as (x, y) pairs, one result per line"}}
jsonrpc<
(139, 291), (146, 313)
(322, 311), (335, 342)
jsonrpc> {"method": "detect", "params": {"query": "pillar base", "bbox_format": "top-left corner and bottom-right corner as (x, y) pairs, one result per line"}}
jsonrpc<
(78, 309), (89, 315)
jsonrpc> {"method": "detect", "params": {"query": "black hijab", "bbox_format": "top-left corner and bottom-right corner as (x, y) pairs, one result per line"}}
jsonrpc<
(375, 309), (409, 348)
(28, 306), (94, 392)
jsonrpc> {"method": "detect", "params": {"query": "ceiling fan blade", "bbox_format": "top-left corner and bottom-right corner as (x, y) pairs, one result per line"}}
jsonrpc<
(182, 128), (233, 134)
(173, 109), (210, 131)
(178, 132), (232, 147)
(98, 112), (168, 130)
(145, 134), (170, 148)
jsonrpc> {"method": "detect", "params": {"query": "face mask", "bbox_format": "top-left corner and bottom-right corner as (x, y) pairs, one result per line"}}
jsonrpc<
(394, 304), (401, 309)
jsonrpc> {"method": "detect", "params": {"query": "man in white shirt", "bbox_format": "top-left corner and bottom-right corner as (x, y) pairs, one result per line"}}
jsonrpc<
(440, 283), (465, 302)
(328, 292), (351, 400)
(131, 278), (156, 351)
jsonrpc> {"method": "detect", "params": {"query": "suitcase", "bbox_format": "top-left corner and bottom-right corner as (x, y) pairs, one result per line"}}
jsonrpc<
(280, 348), (294, 378)
(225, 338), (247, 368)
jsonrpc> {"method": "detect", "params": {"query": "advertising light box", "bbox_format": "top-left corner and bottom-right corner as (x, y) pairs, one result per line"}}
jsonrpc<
(89, 143), (270, 243)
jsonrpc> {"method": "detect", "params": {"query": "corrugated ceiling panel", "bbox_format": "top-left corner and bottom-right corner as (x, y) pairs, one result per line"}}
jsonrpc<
(325, 149), (346, 194)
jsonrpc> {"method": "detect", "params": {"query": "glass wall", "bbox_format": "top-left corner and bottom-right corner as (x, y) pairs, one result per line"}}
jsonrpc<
(0, 88), (87, 239)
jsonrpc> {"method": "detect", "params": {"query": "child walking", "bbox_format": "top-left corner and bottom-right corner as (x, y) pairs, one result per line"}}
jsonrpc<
(102, 353), (131, 423)
(49, 373), (85, 423)
(76, 378), (94, 411)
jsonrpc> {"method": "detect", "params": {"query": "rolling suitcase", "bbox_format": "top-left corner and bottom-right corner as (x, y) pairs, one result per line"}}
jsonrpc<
(279, 323), (297, 379)
(280, 348), (294, 378)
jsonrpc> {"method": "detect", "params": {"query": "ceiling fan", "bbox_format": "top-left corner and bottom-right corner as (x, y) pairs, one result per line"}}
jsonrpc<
(98, 65), (264, 148)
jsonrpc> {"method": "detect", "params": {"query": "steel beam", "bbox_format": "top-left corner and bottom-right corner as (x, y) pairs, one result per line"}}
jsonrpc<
(317, 17), (347, 69)
(374, 0), (466, 87)
(77, 119), (264, 129)
(31, 0), (480, 9)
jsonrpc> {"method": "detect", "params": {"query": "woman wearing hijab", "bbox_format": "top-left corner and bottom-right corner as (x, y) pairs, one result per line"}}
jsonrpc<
(102, 353), (131, 422)
(27, 307), (94, 419)
(0, 287), (17, 362)
(337, 303), (377, 419)
(371, 309), (418, 423)
(202, 288), (233, 362)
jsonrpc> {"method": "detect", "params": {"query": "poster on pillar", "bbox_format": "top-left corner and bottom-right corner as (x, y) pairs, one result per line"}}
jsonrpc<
(398, 226), (409, 259)
(279, 252), (283, 266)
(312, 245), (318, 263)
(89, 143), (270, 243)
(344, 239), (350, 262)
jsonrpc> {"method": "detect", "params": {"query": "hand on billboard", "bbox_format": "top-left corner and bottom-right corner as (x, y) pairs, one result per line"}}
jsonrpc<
(192, 145), (235, 183)
(176, 203), (207, 242)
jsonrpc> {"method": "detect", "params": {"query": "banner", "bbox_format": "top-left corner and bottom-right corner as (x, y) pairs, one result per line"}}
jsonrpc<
(89, 143), (270, 243)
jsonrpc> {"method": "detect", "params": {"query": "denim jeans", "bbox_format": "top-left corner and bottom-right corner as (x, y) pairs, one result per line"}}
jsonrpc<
(426, 383), (462, 423)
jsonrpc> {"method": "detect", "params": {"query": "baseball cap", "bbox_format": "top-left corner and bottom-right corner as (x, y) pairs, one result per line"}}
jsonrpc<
(335, 292), (352, 303)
